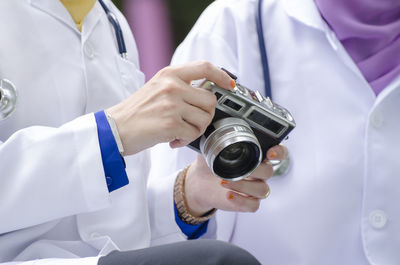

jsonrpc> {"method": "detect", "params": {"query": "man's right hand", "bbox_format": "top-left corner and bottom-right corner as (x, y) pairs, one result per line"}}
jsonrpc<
(106, 61), (235, 156)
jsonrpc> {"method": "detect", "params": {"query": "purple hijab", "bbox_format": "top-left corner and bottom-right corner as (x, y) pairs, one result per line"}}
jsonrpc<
(315, 0), (400, 95)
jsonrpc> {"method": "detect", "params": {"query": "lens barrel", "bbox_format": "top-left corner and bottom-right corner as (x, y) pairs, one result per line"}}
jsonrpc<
(200, 117), (262, 181)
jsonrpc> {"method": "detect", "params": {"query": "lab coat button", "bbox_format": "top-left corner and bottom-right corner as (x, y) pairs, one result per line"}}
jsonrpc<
(84, 43), (94, 59)
(106, 176), (112, 186)
(370, 112), (383, 128)
(90, 232), (101, 239)
(369, 210), (388, 229)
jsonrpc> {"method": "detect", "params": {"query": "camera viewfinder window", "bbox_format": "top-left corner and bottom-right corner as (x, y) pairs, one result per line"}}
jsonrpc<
(223, 99), (242, 111)
(248, 110), (284, 134)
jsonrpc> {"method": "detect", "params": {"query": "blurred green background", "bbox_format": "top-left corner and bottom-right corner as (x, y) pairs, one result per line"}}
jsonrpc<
(113, 0), (214, 48)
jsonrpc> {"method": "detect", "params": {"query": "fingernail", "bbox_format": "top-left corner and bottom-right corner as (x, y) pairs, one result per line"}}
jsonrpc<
(230, 79), (236, 89)
(221, 179), (228, 185)
(228, 193), (235, 200)
(268, 150), (277, 159)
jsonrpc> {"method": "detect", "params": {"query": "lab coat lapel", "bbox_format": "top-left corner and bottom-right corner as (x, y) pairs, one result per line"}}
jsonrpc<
(30, 0), (104, 41)
(282, 0), (325, 31)
(29, 0), (79, 34)
(81, 2), (104, 43)
(375, 76), (400, 106)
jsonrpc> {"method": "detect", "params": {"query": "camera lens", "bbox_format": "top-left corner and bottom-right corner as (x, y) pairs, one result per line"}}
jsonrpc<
(220, 143), (247, 163)
(200, 117), (262, 181)
(214, 142), (260, 179)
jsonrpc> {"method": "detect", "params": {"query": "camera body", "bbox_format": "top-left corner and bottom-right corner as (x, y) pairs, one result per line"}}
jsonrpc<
(189, 80), (295, 181)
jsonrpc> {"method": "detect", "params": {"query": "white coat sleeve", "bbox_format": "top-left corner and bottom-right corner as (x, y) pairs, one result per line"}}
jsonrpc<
(0, 114), (110, 234)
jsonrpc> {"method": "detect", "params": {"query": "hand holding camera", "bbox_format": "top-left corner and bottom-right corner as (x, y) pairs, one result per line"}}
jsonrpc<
(183, 76), (295, 216)
(106, 61), (235, 155)
(184, 145), (289, 216)
(189, 79), (295, 181)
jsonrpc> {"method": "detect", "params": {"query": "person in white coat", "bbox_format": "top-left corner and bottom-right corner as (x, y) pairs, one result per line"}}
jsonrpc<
(0, 0), (289, 264)
(150, 0), (400, 264)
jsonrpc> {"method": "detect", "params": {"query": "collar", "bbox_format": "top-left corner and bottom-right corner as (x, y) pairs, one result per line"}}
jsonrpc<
(30, 0), (77, 32)
(282, 0), (327, 32)
(281, 0), (369, 90)
(29, 0), (104, 39)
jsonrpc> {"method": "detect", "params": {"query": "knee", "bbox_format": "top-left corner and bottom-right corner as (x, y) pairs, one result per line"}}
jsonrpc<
(197, 240), (261, 265)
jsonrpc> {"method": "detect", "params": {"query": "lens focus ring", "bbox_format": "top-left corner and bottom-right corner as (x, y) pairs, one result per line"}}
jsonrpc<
(200, 117), (262, 181)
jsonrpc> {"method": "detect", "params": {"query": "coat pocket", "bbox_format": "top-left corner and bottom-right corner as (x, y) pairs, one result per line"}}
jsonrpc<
(115, 55), (145, 95)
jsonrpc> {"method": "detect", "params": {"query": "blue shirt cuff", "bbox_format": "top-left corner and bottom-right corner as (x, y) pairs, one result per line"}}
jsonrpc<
(174, 203), (209, 239)
(94, 110), (129, 192)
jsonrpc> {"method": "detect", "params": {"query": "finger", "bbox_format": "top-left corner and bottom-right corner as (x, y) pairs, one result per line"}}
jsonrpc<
(221, 191), (262, 213)
(246, 160), (274, 181)
(266, 144), (289, 160)
(173, 61), (235, 91)
(183, 86), (218, 115)
(169, 106), (212, 149)
(221, 179), (270, 199)
(181, 104), (213, 134)
(168, 118), (202, 148)
(173, 77), (218, 115)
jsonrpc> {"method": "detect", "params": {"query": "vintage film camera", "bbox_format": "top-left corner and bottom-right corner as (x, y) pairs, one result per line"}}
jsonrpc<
(189, 80), (296, 181)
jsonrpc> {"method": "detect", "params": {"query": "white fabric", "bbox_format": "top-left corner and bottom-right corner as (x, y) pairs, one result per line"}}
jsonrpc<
(150, 0), (400, 264)
(0, 0), (200, 264)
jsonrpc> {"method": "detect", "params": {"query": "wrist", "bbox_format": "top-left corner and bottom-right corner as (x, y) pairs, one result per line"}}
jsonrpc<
(174, 165), (216, 225)
(104, 110), (124, 155)
(106, 104), (141, 155)
(184, 165), (214, 216)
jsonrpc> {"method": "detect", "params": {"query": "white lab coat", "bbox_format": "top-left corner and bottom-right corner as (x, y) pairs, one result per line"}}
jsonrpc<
(150, 0), (400, 264)
(0, 1), (212, 264)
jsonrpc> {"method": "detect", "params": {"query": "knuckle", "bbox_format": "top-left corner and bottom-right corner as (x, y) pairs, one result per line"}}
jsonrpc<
(160, 80), (180, 95)
(162, 116), (181, 130)
(160, 101), (177, 112)
(195, 60), (210, 67)
(198, 61), (213, 76)
(158, 66), (174, 77)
